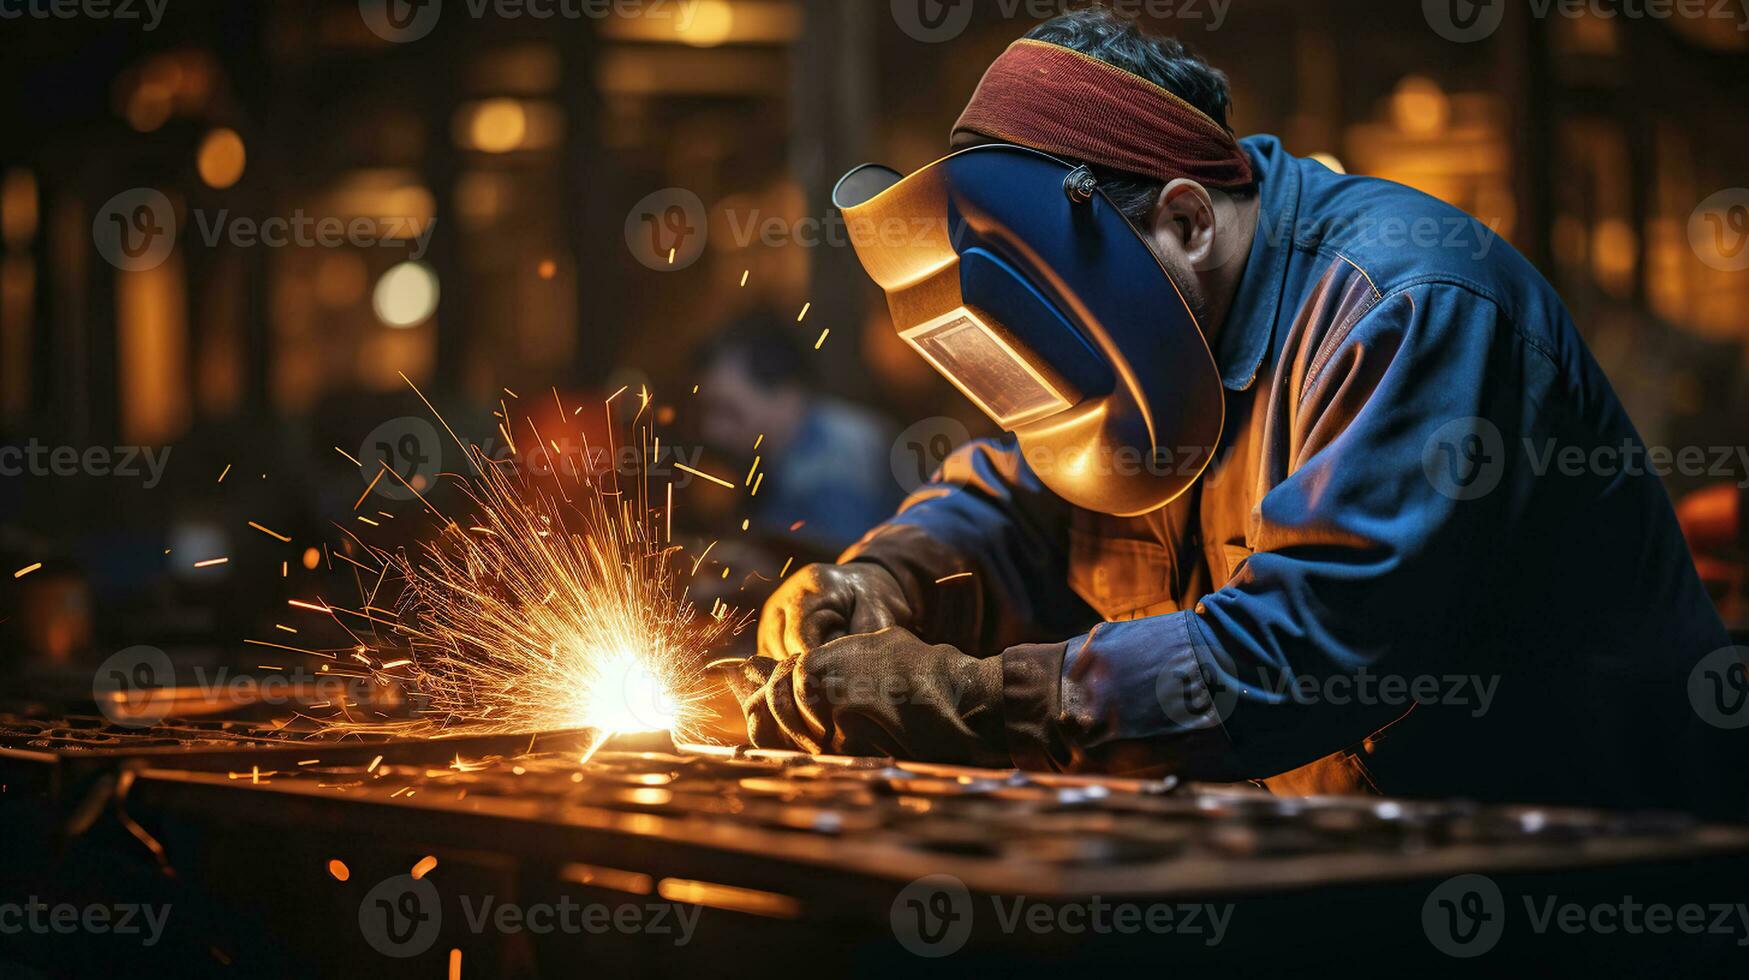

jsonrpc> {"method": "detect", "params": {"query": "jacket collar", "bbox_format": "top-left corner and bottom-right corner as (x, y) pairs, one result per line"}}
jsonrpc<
(1215, 135), (1299, 391)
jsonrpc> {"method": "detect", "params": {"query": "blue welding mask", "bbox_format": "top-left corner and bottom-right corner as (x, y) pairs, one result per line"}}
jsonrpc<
(833, 145), (1225, 517)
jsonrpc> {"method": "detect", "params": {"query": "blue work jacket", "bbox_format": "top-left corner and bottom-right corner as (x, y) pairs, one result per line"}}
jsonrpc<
(845, 136), (1747, 818)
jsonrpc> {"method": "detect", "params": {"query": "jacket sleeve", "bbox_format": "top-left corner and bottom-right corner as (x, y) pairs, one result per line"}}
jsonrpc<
(840, 437), (1097, 657)
(1002, 284), (1529, 779)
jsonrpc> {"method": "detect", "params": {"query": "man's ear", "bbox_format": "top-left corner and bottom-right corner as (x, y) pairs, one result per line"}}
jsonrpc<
(1149, 179), (1218, 268)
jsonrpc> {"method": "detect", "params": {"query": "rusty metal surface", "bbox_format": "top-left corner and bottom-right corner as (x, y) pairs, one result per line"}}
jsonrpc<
(7, 717), (1749, 978)
(0, 710), (602, 795)
(113, 739), (1749, 902)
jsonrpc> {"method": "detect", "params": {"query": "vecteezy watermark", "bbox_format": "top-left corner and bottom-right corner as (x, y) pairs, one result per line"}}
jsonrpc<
(359, 876), (443, 958)
(361, 0), (706, 44)
(1189, 187), (1508, 275)
(1426, 0), (1749, 43)
(724, 209), (957, 253)
(1422, 874), (1507, 957)
(889, 875), (1232, 958)
(186, 210), (435, 260)
(889, 429), (1232, 497)
(1423, 873), (1749, 957)
(891, 0), (1232, 44)
(92, 189), (176, 273)
(1423, 417), (1507, 501)
(92, 646), (178, 728)
(93, 649), (393, 729)
(92, 187), (435, 272)
(625, 188), (708, 271)
(0, 441), (172, 489)
(891, 417), (972, 495)
(629, 190), (969, 271)
(358, 417), (444, 502)
(358, 875), (701, 958)
(0, 0), (167, 30)
(1689, 189), (1749, 273)
(1423, 417), (1749, 501)
(0, 898), (171, 947)
(1689, 646), (1749, 730)
(473, 433), (717, 488)
(1157, 663), (1501, 729)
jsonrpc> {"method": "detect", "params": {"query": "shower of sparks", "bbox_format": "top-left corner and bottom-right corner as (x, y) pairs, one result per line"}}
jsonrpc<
(283, 382), (747, 748)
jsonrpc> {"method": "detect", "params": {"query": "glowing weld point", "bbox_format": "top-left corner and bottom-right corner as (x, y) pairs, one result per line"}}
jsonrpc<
(577, 651), (681, 735)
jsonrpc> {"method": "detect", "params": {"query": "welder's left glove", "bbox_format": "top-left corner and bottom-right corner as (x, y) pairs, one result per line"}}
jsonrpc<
(723, 627), (1010, 766)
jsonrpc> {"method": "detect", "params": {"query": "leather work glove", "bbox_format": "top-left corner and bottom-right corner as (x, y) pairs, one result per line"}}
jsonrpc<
(722, 627), (1010, 767)
(755, 562), (913, 661)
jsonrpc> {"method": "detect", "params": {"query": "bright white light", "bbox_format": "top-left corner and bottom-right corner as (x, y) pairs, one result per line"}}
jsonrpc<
(372, 261), (439, 328)
(582, 651), (679, 734)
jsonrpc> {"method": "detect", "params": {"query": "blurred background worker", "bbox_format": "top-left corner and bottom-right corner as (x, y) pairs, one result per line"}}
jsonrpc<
(731, 7), (1749, 821)
(693, 311), (902, 557)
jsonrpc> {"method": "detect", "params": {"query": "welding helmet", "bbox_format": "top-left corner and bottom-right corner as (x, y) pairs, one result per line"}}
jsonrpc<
(833, 145), (1224, 517)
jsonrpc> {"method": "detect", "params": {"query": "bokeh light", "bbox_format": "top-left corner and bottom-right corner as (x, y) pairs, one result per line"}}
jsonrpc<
(372, 261), (440, 328)
(196, 128), (247, 188)
(468, 99), (527, 153)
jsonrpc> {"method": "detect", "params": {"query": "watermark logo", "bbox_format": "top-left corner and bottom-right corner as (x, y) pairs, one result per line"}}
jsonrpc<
(360, 0), (443, 43)
(0, 0), (167, 30)
(360, 417), (443, 501)
(1423, 417), (1506, 501)
(1689, 189), (1749, 273)
(1425, 873), (1749, 955)
(890, 875), (974, 957)
(94, 188), (433, 269)
(92, 645), (177, 728)
(187, 211), (435, 259)
(93, 188), (176, 272)
(889, 877), (1233, 957)
(1428, 0), (1749, 43)
(890, 417), (971, 495)
(625, 188), (708, 271)
(1424, 423), (1749, 501)
(0, 899), (171, 946)
(1689, 646), (1749, 730)
(359, 874), (443, 958)
(1156, 661), (1239, 729)
(0, 441), (172, 488)
(1423, 874), (1506, 957)
(892, 0), (976, 43)
(358, 875), (704, 957)
(1423, 0), (1505, 42)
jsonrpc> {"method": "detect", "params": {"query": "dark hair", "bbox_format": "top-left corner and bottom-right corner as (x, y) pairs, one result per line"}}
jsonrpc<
(1025, 5), (1249, 227)
(693, 310), (809, 389)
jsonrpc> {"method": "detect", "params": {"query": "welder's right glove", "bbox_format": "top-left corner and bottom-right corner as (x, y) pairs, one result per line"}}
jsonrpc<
(723, 627), (1010, 767)
(755, 561), (913, 661)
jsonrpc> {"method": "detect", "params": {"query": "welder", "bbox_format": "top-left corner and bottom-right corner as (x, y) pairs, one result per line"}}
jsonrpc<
(729, 8), (1748, 818)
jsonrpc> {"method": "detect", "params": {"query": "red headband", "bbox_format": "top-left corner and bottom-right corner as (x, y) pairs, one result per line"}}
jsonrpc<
(952, 39), (1254, 189)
